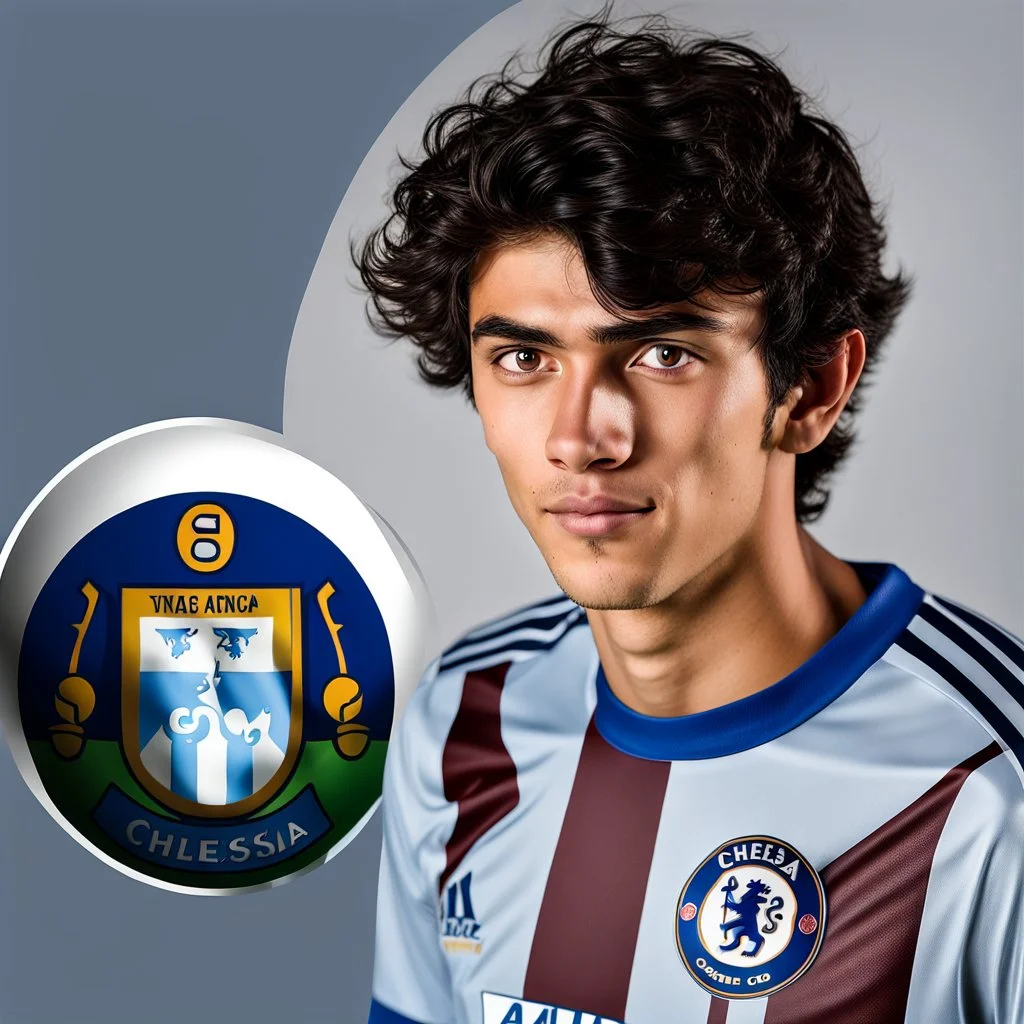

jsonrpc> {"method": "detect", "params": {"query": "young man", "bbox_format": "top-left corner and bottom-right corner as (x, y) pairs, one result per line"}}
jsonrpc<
(355, 11), (1024, 1024)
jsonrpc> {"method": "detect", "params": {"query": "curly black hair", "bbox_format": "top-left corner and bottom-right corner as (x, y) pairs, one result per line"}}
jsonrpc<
(352, 4), (912, 523)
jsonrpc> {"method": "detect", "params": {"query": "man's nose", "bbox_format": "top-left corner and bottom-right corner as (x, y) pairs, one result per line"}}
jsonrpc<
(544, 371), (635, 473)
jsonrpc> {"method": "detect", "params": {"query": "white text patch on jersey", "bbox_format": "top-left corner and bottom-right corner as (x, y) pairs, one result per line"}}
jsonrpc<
(481, 992), (621, 1024)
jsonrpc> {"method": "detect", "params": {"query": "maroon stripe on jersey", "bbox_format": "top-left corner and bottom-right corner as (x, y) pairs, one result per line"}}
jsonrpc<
(438, 661), (519, 895)
(705, 997), (730, 1024)
(763, 741), (1002, 1023)
(523, 716), (671, 1019)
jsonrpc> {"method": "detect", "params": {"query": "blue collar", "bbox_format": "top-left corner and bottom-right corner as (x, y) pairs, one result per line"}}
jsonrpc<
(593, 561), (924, 761)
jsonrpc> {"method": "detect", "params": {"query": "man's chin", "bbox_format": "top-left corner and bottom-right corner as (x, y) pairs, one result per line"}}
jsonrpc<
(547, 565), (662, 611)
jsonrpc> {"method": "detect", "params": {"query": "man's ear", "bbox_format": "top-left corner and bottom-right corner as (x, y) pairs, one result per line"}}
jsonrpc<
(778, 329), (866, 455)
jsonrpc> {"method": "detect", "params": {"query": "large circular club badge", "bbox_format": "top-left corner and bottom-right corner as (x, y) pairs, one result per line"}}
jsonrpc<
(676, 835), (827, 999)
(0, 418), (433, 895)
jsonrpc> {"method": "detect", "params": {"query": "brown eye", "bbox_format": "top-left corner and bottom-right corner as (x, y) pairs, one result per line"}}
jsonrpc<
(496, 348), (542, 373)
(636, 343), (695, 371)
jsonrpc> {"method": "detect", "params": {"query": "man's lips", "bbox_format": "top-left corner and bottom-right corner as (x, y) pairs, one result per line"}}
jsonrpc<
(545, 495), (656, 537)
(549, 508), (654, 537)
(546, 495), (654, 515)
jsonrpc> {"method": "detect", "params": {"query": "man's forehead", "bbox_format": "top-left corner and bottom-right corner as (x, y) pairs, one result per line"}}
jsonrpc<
(468, 234), (763, 334)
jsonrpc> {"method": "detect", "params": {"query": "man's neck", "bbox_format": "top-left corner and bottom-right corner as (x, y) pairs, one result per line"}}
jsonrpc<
(586, 526), (869, 719)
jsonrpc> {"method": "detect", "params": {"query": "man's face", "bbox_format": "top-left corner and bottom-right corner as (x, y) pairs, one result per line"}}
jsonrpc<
(468, 232), (789, 611)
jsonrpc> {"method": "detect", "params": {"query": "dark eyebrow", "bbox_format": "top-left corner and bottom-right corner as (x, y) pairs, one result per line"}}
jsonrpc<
(470, 311), (730, 347)
(592, 312), (730, 343)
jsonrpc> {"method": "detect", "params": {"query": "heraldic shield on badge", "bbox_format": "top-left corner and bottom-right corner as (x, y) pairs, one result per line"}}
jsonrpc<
(122, 587), (303, 818)
(0, 420), (431, 894)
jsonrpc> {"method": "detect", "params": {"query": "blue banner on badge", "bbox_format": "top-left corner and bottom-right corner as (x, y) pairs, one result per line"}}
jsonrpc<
(93, 783), (331, 872)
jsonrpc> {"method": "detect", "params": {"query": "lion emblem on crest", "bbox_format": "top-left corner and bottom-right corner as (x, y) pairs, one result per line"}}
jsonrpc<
(718, 875), (784, 957)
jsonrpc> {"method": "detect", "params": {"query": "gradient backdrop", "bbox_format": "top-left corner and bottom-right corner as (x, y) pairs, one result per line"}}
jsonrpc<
(1, 0), (1021, 1021)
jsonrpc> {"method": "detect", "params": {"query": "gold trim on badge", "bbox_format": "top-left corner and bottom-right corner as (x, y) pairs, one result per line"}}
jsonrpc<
(318, 581), (370, 761)
(49, 581), (99, 760)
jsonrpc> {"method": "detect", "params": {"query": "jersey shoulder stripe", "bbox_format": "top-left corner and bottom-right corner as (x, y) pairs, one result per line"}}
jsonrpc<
(438, 596), (587, 674)
(892, 594), (1024, 782)
(459, 593), (579, 644)
(917, 600), (1024, 708)
(394, 598), (587, 767)
(931, 593), (1024, 671)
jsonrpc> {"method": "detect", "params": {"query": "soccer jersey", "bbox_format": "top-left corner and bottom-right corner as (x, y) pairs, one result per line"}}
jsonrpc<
(367, 561), (1024, 1024)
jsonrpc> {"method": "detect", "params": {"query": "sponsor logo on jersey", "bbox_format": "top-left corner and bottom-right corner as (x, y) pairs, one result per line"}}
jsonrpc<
(442, 871), (483, 954)
(675, 834), (827, 999)
(481, 992), (621, 1024)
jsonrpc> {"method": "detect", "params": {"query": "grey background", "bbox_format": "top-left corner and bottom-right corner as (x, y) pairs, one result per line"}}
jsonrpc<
(2, 0), (1022, 1022)
(0, 2), (515, 1021)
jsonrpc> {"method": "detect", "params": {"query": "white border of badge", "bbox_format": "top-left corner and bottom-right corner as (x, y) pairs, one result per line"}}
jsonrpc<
(0, 417), (435, 895)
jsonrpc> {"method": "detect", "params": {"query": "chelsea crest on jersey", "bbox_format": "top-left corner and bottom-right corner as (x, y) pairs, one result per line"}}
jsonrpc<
(369, 560), (1024, 1024)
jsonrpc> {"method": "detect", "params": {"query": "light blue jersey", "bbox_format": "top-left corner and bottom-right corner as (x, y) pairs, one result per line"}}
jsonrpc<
(369, 561), (1024, 1024)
